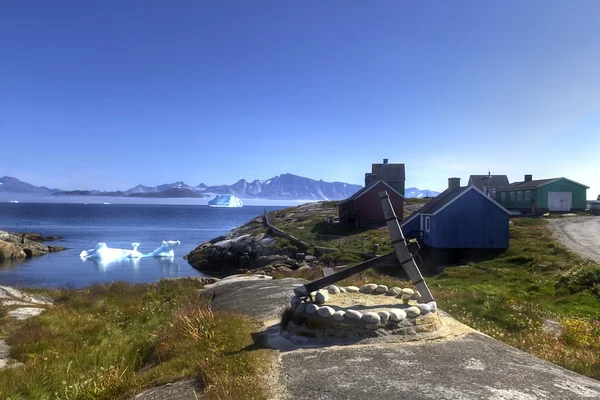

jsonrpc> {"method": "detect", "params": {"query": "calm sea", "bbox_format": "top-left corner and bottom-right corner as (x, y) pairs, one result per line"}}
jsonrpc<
(0, 202), (284, 288)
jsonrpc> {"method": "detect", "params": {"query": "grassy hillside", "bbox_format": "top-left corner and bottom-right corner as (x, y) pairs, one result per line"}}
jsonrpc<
(269, 202), (600, 380)
(0, 279), (273, 400)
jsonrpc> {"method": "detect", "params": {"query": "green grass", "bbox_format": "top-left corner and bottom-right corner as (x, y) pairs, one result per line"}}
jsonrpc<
(0, 279), (273, 400)
(273, 217), (600, 380)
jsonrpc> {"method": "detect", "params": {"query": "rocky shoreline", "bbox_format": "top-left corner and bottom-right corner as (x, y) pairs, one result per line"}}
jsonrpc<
(184, 215), (317, 277)
(0, 230), (65, 262)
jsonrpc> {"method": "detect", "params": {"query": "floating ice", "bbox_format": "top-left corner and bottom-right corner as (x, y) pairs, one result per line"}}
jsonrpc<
(146, 240), (180, 257)
(80, 240), (180, 262)
(208, 195), (243, 207)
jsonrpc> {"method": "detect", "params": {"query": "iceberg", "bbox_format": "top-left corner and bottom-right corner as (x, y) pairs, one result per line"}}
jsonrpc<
(80, 240), (180, 262)
(208, 195), (243, 208)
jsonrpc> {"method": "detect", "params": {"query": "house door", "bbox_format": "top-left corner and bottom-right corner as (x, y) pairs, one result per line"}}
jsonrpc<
(548, 192), (572, 212)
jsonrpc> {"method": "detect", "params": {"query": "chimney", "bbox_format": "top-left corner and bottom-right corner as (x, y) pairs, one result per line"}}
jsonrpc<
(524, 174), (532, 182)
(383, 158), (388, 164)
(448, 177), (461, 190)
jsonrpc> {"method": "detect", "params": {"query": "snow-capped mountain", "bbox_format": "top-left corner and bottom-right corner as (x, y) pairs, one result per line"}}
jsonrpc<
(156, 181), (198, 192)
(2, 175), (439, 201)
(253, 174), (360, 200)
(125, 181), (197, 195)
(126, 174), (361, 200)
(404, 187), (440, 198)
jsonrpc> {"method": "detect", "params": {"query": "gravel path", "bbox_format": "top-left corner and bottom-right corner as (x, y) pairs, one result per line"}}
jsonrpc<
(547, 216), (600, 263)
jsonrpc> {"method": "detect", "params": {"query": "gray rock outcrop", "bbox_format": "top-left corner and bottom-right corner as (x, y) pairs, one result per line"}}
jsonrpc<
(0, 230), (65, 261)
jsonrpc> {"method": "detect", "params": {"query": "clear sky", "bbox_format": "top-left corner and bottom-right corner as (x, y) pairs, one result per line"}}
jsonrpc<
(1, 0), (599, 198)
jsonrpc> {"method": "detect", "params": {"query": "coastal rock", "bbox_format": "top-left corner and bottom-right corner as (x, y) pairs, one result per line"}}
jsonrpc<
(359, 284), (378, 294)
(8, 307), (46, 320)
(184, 222), (309, 274)
(0, 242), (26, 260)
(0, 230), (65, 261)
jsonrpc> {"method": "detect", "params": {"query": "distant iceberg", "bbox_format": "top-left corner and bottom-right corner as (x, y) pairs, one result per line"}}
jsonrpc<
(208, 195), (243, 208)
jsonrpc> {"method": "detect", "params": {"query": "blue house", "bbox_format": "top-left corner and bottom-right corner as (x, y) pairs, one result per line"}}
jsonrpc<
(401, 178), (511, 253)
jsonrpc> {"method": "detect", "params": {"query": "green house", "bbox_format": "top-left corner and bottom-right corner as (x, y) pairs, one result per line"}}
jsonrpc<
(495, 175), (589, 214)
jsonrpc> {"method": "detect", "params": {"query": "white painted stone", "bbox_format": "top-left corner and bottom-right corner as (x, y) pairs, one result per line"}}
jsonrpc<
(410, 291), (422, 301)
(428, 301), (437, 312)
(317, 306), (335, 318)
(332, 310), (346, 321)
(400, 288), (414, 300)
(416, 303), (432, 315)
(327, 285), (341, 294)
(310, 291), (318, 298)
(339, 287), (347, 293)
(290, 296), (301, 309)
(315, 291), (329, 304)
(389, 309), (407, 321)
(293, 286), (308, 297)
(386, 287), (402, 296)
(296, 303), (307, 313)
(8, 307), (45, 320)
(305, 304), (319, 314)
(359, 284), (378, 294)
(362, 312), (381, 324)
(345, 286), (360, 293)
(405, 306), (421, 318)
(374, 285), (388, 295)
(378, 311), (390, 323)
(345, 309), (362, 320)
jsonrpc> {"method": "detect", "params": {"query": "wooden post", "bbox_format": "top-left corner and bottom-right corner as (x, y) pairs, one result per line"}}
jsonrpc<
(379, 190), (435, 302)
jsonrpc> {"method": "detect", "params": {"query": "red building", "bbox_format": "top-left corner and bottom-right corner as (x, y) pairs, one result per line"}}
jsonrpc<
(338, 181), (404, 228)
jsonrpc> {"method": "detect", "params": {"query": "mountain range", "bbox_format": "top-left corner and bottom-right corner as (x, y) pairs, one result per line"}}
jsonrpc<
(0, 175), (438, 200)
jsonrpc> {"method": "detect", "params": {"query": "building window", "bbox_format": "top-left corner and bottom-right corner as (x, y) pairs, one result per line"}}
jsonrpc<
(425, 217), (430, 232)
(525, 191), (530, 201)
(501, 192), (506, 201)
(517, 191), (522, 201)
(510, 192), (515, 201)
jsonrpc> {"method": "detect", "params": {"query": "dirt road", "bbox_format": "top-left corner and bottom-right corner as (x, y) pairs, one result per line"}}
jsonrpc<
(547, 216), (600, 263)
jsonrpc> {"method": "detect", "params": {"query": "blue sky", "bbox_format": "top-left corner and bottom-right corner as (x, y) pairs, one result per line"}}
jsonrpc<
(1, 1), (599, 198)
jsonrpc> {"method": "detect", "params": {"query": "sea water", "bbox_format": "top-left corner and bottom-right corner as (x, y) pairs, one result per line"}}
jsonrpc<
(0, 202), (284, 288)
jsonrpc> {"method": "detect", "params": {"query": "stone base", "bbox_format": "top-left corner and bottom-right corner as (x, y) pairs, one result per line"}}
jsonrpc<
(282, 283), (445, 343)
(287, 310), (443, 341)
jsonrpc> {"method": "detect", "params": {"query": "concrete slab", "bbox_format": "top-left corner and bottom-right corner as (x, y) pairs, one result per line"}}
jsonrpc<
(203, 277), (600, 399)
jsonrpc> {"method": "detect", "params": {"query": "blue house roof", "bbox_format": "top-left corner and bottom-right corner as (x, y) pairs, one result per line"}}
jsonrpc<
(402, 185), (511, 227)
